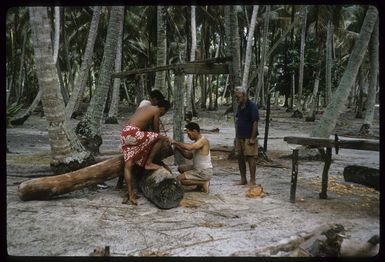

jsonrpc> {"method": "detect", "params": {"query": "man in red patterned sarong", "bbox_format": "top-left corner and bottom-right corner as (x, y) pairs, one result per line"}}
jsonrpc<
(120, 99), (170, 205)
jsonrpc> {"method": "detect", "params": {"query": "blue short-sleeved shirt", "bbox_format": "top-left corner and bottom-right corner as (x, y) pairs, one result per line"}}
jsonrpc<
(235, 99), (259, 139)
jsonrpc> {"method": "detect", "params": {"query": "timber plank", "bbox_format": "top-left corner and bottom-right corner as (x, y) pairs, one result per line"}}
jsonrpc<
(283, 136), (379, 151)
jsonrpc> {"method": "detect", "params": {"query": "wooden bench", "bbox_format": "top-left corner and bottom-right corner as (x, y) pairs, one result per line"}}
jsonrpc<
(283, 135), (379, 203)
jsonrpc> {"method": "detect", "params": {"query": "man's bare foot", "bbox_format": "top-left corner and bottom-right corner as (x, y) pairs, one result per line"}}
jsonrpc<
(144, 163), (162, 170)
(122, 193), (138, 205)
(202, 181), (210, 194)
(129, 196), (137, 205)
(248, 181), (256, 186)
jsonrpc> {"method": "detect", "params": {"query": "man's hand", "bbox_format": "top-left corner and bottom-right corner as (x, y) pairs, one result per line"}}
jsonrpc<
(248, 138), (256, 145)
(167, 137), (175, 144)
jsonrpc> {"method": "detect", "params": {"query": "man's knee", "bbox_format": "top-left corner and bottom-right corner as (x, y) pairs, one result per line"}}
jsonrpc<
(176, 173), (186, 181)
(246, 156), (257, 162)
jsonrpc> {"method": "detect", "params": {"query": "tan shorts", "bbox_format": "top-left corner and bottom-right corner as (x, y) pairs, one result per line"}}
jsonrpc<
(181, 165), (213, 181)
(234, 138), (258, 157)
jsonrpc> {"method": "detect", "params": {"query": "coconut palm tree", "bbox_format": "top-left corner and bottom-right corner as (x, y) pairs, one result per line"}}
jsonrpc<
(106, 6), (124, 124)
(360, 18), (378, 134)
(242, 5), (259, 88)
(65, 6), (101, 119)
(53, 7), (60, 64)
(297, 6), (308, 114)
(325, 19), (334, 106)
(75, 6), (125, 154)
(186, 5), (197, 115)
(311, 5), (378, 138)
(254, 5), (270, 106)
(154, 6), (167, 95)
(28, 6), (94, 174)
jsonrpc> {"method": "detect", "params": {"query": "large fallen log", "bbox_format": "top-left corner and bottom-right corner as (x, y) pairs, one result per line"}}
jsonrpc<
(18, 155), (124, 201)
(18, 145), (183, 209)
(343, 165), (379, 191)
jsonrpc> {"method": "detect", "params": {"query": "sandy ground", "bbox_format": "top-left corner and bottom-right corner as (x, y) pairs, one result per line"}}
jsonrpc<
(5, 105), (380, 257)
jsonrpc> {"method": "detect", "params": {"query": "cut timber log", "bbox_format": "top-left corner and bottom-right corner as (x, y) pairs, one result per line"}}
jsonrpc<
(19, 155), (124, 201)
(18, 144), (183, 209)
(140, 167), (184, 209)
(343, 165), (379, 190)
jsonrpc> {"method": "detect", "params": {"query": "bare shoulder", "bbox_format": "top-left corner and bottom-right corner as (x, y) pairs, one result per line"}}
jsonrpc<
(199, 136), (210, 147)
(138, 105), (157, 114)
(201, 136), (210, 143)
(202, 137), (209, 144)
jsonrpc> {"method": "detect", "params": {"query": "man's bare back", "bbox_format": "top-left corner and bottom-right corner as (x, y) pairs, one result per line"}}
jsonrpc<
(127, 105), (160, 132)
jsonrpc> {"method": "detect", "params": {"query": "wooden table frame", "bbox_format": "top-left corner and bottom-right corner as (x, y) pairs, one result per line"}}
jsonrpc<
(283, 136), (379, 203)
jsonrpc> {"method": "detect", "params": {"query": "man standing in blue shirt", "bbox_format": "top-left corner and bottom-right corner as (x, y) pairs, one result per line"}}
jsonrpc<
(234, 86), (259, 185)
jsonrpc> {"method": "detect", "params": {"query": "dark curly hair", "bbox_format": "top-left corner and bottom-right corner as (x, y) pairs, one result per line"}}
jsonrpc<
(158, 99), (170, 111)
(185, 122), (200, 132)
(150, 89), (165, 100)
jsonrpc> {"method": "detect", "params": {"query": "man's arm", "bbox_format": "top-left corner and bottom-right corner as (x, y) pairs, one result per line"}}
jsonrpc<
(172, 139), (205, 151)
(173, 144), (193, 159)
(249, 102), (259, 145)
(152, 109), (160, 133)
(249, 120), (258, 145)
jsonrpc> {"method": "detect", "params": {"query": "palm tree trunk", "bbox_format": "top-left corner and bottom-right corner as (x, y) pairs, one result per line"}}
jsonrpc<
(154, 6), (167, 95)
(355, 68), (367, 119)
(325, 20), (333, 106)
(311, 6), (378, 138)
(173, 72), (185, 165)
(242, 5), (259, 87)
(361, 18), (379, 134)
(200, 75), (206, 109)
(16, 26), (27, 104)
(136, 75), (145, 106)
(186, 5), (197, 115)
(62, 21), (75, 103)
(75, 6), (125, 154)
(53, 7), (60, 65)
(305, 70), (320, 121)
(106, 6), (124, 124)
(298, 6), (307, 112)
(229, 5), (242, 115)
(29, 6), (94, 174)
(254, 5), (270, 105)
(56, 63), (69, 105)
(290, 74), (295, 110)
(65, 6), (101, 119)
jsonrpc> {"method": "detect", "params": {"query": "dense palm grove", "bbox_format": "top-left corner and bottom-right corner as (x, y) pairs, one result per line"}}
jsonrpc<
(6, 5), (379, 173)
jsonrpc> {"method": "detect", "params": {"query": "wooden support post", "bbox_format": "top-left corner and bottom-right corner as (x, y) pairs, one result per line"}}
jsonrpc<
(263, 92), (271, 153)
(290, 149), (299, 203)
(173, 71), (185, 165)
(319, 147), (332, 199)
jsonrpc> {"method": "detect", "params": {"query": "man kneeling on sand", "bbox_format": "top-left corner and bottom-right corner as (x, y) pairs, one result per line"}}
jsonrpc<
(170, 122), (213, 193)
